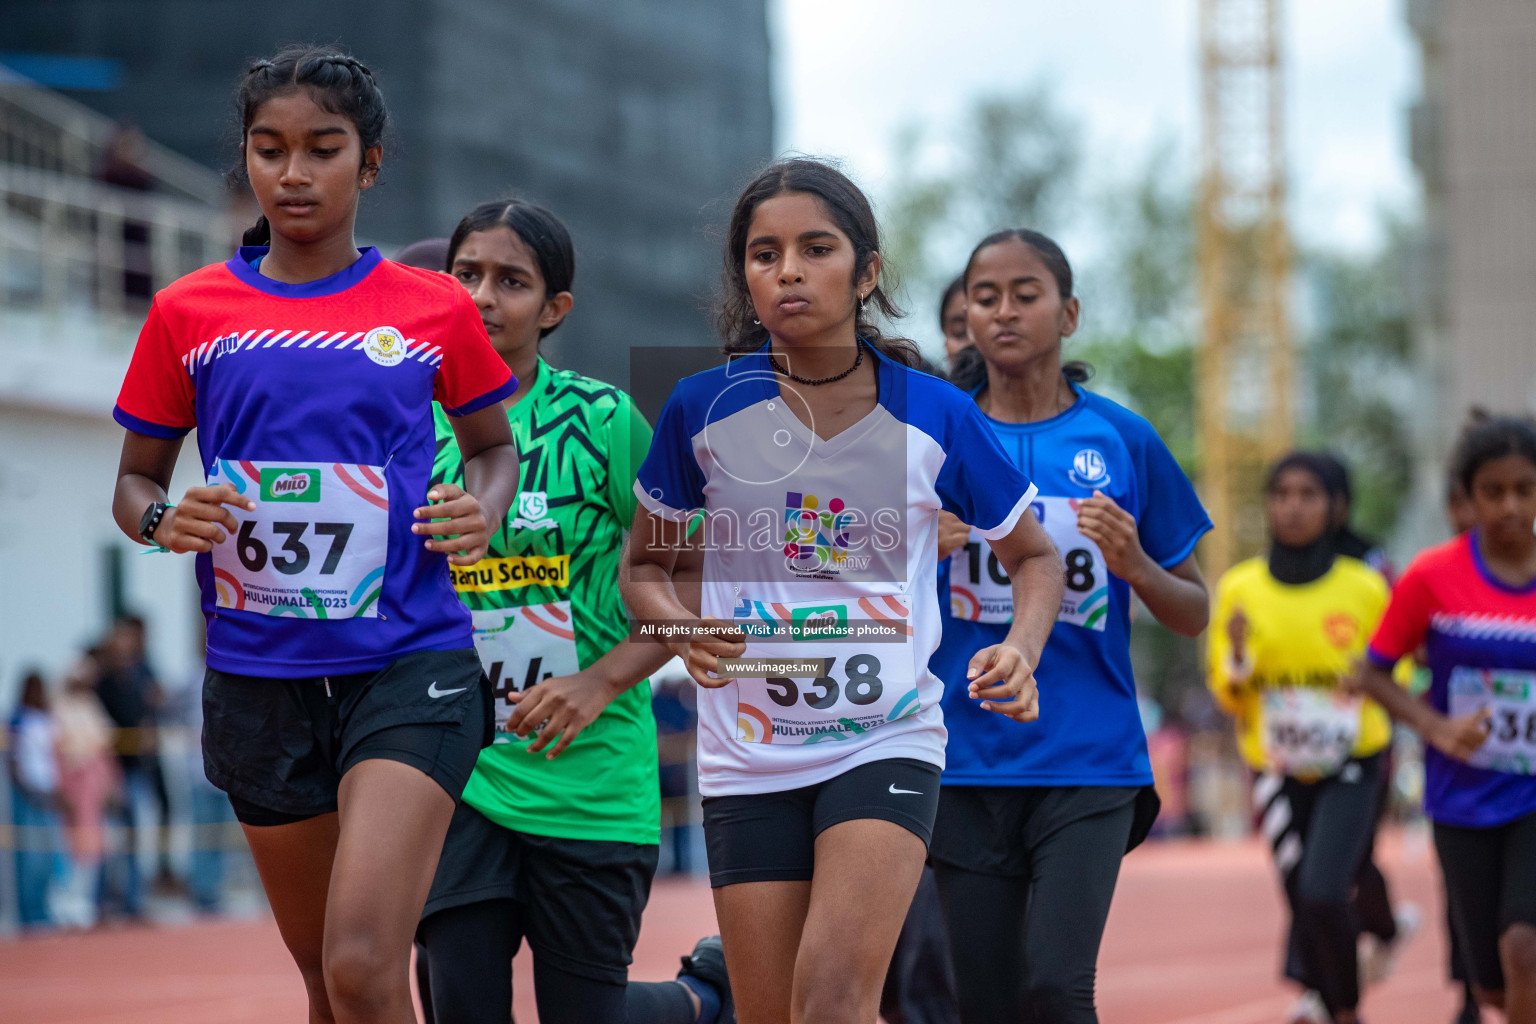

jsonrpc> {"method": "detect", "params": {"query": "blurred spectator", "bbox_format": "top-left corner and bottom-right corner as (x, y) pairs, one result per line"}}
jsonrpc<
(163, 662), (233, 915)
(54, 654), (119, 928)
(9, 670), (60, 929)
(1146, 708), (1192, 838)
(95, 120), (155, 301)
(95, 614), (167, 919)
(650, 659), (698, 876)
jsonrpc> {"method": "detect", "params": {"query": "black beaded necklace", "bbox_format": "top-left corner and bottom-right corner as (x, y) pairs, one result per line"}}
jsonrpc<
(767, 340), (865, 386)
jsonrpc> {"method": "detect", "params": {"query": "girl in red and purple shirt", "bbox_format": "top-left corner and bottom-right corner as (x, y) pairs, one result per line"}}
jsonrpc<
(1360, 414), (1536, 1020)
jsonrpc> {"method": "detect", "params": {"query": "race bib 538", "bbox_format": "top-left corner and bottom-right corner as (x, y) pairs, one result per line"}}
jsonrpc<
(732, 596), (920, 744)
(1449, 667), (1536, 775)
(208, 459), (388, 619)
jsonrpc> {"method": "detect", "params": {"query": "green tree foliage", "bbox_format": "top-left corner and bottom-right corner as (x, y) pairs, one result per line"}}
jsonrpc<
(1075, 139), (1200, 472)
(882, 84), (1080, 309)
(1300, 223), (1417, 542)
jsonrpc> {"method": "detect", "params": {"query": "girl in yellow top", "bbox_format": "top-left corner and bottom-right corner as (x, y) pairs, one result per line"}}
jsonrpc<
(1209, 452), (1391, 1024)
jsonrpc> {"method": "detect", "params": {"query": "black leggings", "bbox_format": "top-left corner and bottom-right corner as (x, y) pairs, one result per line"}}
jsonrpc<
(880, 865), (960, 1024)
(1434, 808), (1536, 994)
(1256, 755), (1383, 1017)
(931, 798), (1135, 1024)
(1353, 856), (1398, 942)
(1283, 836), (1400, 987)
(416, 900), (695, 1024)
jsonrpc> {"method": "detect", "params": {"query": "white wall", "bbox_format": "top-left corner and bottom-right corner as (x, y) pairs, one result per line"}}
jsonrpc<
(0, 401), (207, 704)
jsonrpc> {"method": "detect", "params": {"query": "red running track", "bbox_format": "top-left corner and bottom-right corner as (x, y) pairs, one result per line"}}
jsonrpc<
(0, 828), (1478, 1023)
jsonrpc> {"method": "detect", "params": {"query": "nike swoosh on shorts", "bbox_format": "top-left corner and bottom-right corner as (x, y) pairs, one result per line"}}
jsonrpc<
(427, 681), (467, 698)
(888, 784), (923, 795)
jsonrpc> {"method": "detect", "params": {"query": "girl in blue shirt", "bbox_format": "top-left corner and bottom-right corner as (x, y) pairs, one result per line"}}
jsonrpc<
(929, 229), (1213, 1024)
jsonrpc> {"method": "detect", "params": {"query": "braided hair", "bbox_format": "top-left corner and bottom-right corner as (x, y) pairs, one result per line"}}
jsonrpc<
(234, 45), (389, 246)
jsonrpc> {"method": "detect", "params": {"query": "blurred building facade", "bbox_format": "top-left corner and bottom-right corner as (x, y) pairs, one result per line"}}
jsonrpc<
(3, 0), (774, 386)
(0, 71), (230, 693)
(1401, 0), (1536, 548)
(0, 1), (773, 693)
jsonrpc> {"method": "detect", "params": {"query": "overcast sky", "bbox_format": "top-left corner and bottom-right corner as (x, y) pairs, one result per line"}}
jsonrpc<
(769, 0), (1420, 260)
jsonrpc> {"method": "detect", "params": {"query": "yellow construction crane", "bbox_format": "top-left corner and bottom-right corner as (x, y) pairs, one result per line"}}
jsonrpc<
(1196, 0), (1295, 575)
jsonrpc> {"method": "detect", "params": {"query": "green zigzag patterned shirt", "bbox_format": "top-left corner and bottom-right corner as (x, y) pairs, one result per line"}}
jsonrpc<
(431, 359), (659, 844)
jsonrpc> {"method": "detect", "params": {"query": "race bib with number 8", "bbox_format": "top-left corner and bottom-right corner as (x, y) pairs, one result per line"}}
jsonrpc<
(948, 527), (1013, 623)
(733, 596), (920, 744)
(208, 459), (388, 619)
(471, 602), (582, 735)
(1037, 497), (1110, 631)
(1448, 667), (1536, 775)
(947, 498), (1110, 630)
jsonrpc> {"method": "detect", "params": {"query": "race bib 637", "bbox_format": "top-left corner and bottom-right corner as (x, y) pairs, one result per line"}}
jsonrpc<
(208, 459), (389, 619)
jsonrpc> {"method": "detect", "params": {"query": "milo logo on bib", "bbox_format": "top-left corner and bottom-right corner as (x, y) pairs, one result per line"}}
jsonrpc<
(260, 468), (321, 503)
(792, 604), (849, 639)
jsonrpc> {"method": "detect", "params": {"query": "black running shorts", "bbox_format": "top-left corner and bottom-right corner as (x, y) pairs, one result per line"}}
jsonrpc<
(1434, 807), (1536, 993)
(928, 783), (1152, 876)
(420, 801), (658, 984)
(203, 647), (492, 826)
(700, 757), (941, 887)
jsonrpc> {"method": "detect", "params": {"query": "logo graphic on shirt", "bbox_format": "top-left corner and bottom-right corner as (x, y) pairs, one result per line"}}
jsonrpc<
(509, 490), (558, 531)
(362, 326), (407, 367)
(259, 468), (321, 503)
(1069, 448), (1111, 489)
(1323, 612), (1359, 650)
(791, 604), (848, 640)
(520, 491), (548, 519)
(783, 491), (855, 573)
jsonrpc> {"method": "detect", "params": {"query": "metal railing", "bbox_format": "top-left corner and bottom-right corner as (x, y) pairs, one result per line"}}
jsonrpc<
(0, 76), (232, 356)
(0, 72), (223, 205)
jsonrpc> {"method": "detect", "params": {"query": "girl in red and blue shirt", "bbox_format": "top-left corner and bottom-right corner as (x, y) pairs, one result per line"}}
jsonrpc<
(110, 47), (518, 1024)
(1360, 415), (1536, 1021)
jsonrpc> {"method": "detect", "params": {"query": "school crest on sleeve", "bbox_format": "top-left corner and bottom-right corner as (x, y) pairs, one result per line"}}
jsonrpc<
(362, 326), (407, 367)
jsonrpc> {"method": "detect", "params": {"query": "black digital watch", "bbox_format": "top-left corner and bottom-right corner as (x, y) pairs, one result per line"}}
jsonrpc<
(139, 501), (172, 546)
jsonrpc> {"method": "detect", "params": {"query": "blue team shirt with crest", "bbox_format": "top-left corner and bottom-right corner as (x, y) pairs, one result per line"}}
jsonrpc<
(932, 385), (1212, 786)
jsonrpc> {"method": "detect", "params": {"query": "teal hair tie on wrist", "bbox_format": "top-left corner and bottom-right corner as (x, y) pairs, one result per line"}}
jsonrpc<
(140, 503), (177, 553)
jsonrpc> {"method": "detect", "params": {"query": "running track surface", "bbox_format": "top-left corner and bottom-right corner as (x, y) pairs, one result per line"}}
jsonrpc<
(0, 828), (1478, 1023)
